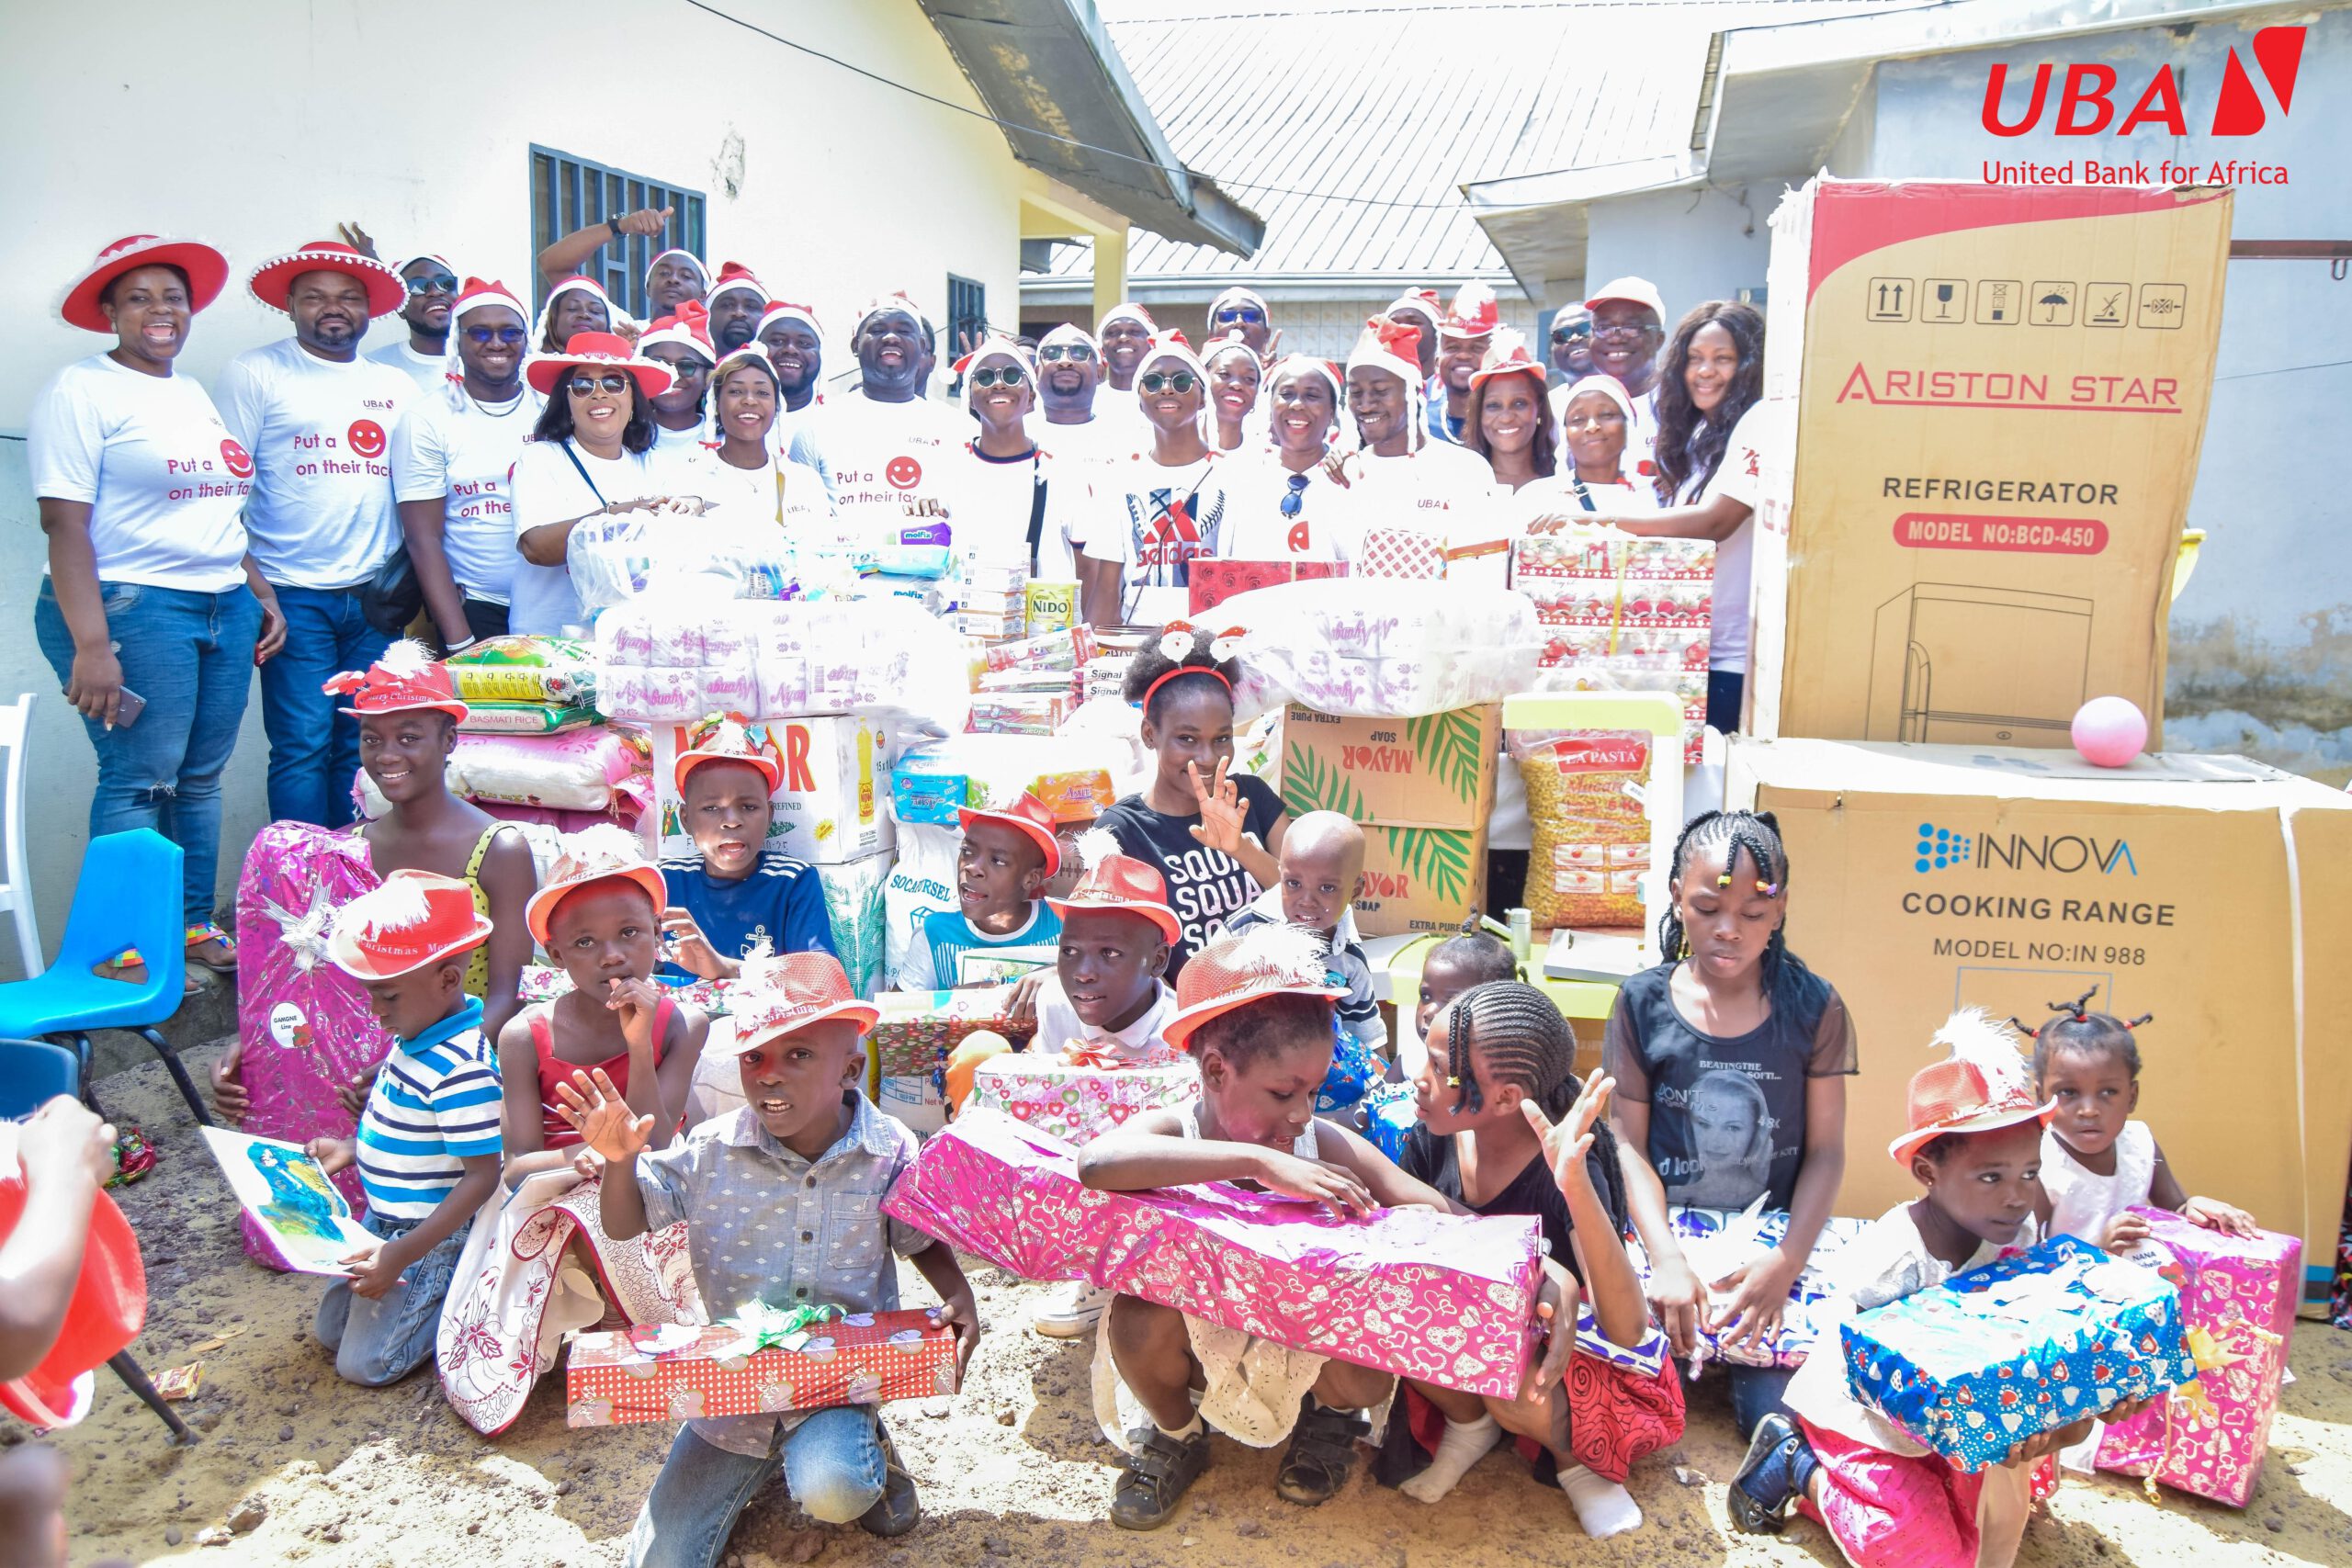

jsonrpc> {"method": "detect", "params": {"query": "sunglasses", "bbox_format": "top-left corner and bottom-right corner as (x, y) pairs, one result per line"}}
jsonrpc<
(648, 355), (708, 378)
(1214, 306), (1265, 325)
(970, 366), (1025, 389)
(1139, 370), (1198, 394)
(406, 274), (459, 297)
(1279, 471), (1309, 518)
(1037, 343), (1095, 363)
(1551, 324), (1590, 344)
(463, 325), (526, 345)
(567, 373), (632, 397)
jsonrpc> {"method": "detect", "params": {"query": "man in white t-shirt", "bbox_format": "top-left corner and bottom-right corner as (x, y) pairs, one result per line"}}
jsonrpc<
(1089, 303), (1159, 454)
(219, 239), (413, 828)
(1084, 332), (1231, 628)
(1024, 323), (1129, 475)
(1338, 317), (1498, 581)
(1432, 281), (1499, 445)
(795, 293), (973, 576)
(365, 254), (458, 393)
(1559, 276), (1667, 479)
(757, 299), (831, 487)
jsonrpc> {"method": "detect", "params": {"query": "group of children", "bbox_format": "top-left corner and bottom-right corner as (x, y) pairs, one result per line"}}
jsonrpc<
(58, 623), (2258, 1568)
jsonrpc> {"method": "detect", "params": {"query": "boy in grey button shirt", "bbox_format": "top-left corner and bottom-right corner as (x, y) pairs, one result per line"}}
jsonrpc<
(562, 952), (978, 1568)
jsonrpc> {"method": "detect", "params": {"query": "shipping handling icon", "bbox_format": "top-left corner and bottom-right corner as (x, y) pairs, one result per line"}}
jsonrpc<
(1917, 823), (1973, 873)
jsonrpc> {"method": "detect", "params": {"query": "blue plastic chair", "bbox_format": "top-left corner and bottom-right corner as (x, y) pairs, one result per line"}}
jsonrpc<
(0, 1034), (191, 1440)
(0, 830), (210, 1126)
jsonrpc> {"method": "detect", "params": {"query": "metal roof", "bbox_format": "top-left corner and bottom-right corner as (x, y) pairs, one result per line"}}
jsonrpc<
(917, 0), (1265, 254)
(1027, 2), (1735, 297)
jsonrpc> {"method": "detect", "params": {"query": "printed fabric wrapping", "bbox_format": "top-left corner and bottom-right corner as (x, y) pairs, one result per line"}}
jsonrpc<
(1626, 1204), (1871, 1371)
(1362, 1081), (1418, 1163)
(871, 987), (1037, 1084)
(1354, 528), (1450, 581)
(2094, 1207), (2301, 1506)
(884, 1109), (1546, 1397)
(1189, 558), (1349, 615)
(1518, 530), (1713, 764)
(232, 824), (390, 1269)
(566, 1309), (959, 1427)
(1842, 1235), (2198, 1472)
(967, 1052), (1200, 1147)
(1315, 1020), (1379, 1112)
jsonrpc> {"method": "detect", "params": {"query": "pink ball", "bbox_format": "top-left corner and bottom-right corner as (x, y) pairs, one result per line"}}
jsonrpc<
(2071, 696), (2148, 768)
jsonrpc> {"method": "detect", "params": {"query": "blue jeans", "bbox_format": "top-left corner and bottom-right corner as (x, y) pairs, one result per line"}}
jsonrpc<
(312, 1208), (471, 1387)
(625, 1408), (886, 1568)
(258, 584), (390, 828)
(1728, 1363), (1795, 1441)
(34, 580), (263, 925)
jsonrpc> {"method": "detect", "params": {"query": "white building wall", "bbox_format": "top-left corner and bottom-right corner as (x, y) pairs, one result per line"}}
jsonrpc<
(1581, 184), (1781, 324)
(0, 0), (1027, 973)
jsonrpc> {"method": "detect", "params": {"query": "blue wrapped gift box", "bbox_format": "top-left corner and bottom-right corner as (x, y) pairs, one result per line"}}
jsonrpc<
(1842, 1235), (2197, 1472)
(1362, 1080), (1418, 1160)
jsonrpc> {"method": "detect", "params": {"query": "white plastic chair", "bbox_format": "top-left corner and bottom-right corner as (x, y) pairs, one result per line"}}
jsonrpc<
(0, 695), (44, 978)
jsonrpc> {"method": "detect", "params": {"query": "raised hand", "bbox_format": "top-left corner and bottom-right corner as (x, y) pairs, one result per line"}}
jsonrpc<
(1520, 1076), (1612, 1196)
(335, 222), (379, 260)
(617, 207), (674, 239)
(1184, 758), (1248, 857)
(554, 1066), (656, 1165)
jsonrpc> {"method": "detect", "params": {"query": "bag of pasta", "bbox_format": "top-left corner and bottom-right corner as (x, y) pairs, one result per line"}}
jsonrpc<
(1510, 729), (1651, 929)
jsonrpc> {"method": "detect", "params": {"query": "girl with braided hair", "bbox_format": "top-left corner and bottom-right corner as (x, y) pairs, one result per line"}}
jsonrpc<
(1378, 980), (1682, 1538)
(2030, 987), (2255, 1249)
(1605, 808), (1856, 1441)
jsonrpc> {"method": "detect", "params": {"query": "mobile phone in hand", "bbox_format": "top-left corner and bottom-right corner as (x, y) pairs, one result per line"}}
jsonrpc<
(113, 688), (146, 728)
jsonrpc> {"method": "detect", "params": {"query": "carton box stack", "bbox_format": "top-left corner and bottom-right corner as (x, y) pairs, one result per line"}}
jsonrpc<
(1749, 178), (2233, 747)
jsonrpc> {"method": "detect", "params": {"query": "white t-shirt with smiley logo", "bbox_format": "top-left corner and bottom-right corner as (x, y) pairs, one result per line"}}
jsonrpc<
(28, 354), (253, 592)
(217, 336), (412, 590)
(796, 391), (974, 561)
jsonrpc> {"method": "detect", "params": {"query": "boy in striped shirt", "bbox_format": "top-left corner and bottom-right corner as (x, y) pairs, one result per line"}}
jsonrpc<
(304, 869), (503, 1386)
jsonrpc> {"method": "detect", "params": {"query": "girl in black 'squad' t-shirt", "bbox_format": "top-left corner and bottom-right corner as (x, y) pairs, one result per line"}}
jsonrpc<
(1095, 623), (1291, 981)
(1601, 809), (1857, 1443)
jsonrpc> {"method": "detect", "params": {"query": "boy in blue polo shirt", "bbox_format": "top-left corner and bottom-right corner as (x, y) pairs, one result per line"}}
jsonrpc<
(305, 869), (503, 1386)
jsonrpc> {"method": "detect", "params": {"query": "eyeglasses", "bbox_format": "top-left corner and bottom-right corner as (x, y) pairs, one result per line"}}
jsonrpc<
(463, 325), (526, 345)
(1279, 471), (1309, 518)
(1592, 321), (1658, 341)
(970, 366), (1025, 389)
(406, 274), (459, 297)
(567, 373), (632, 396)
(1214, 306), (1265, 326)
(1037, 343), (1095, 363)
(1550, 323), (1590, 344)
(1139, 370), (1198, 394)
(647, 355), (708, 378)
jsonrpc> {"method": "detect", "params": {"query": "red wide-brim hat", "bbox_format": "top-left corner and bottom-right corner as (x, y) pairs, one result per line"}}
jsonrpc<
(59, 235), (230, 333)
(526, 332), (675, 398)
(957, 799), (1062, 878)
(247, 241), (406, 318)
(525, 863), (670, 948)
(0, 1159), (146, 1429)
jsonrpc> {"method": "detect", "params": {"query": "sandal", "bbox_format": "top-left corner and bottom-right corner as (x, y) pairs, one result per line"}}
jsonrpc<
(1110, 1425), (1211, 1530)
(1728, 1412), (1805, 1535)
(1274, 1400), (1369, 1506)
(185, 921), (239, 976)
(855, 1423), (922, 1538)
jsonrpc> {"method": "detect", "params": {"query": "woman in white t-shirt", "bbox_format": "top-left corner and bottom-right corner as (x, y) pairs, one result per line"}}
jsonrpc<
(1201, 333), (1262, 455)
(1524, 375), (1661, 520)
(685, 344), (834, 534)
(1538, 302), (1767, 734)
(390, 277), (544, 650)
(1215, 355), (1351, 563)
(943, 337), (1091, 579)
(1084, 333), (1232, 628)
(30, 236), (288, 985)
(509, 333), (678, 636)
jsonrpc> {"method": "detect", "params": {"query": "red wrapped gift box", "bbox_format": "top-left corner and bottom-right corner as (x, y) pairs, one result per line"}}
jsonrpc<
(1188, 558), (1349, 615)
(565, 1309), (958, 1427)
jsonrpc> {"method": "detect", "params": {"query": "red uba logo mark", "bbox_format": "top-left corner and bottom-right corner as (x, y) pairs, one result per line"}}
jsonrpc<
(1983, 26), (2303, 137)
(347, 419), (387, 459)
(220, 438), (254, 479)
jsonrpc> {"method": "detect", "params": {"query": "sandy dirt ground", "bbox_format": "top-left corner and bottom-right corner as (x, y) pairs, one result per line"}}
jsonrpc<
(24, 1048), (2352, 1568)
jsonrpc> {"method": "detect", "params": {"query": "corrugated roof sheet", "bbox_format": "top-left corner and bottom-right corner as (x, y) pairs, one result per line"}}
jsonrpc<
(1055, 1), (1913, 289)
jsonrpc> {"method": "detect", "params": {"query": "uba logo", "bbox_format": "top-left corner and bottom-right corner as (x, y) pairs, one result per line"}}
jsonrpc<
(1983, 25), (2303, 137)
(347, 419), (388, 459)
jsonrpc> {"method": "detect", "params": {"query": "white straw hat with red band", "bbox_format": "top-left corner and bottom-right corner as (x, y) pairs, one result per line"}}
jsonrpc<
(247, 240), (405, 318)
(1162, 923), (1344, 1053)
(327, 869), (495, 982)
(1468, 329), (1545, 390)
(59, 235), (229, 332)
(716, 949), (880, 1057)
(525, 824), (669, 947)
(525, 332), (673, 398)
(1886, 1010), (2055, 1169)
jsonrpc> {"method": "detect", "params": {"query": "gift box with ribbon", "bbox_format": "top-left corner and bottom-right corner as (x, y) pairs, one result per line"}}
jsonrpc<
(565, 1305), (958, 1427)
(967, 1050), (1199, 1146)
(2094, 1208), (2301, 1506)
(883, 1108), (1545, 1397)
(1842, 1235), (2197, 1472)
(1628, 1203), (1871, 1371)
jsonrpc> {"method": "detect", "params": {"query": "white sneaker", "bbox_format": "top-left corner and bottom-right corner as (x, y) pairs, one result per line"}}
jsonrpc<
(1032, 1280), (1114, 1337)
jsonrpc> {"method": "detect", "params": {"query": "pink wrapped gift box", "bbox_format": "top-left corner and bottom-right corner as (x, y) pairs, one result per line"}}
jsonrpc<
(2096, 1207), (2300, 1506)
(967, 1053), (1199, 1146)
(883, 1108), (1544, 1396)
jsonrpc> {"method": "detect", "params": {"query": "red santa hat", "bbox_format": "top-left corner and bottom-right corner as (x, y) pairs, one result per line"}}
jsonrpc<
(326, 869), (495, 981)
(1346, 316), (1423, 386)
(643, 248), (708, 289)
(706, 260), (767, 308)
(322, 638), (469, 722)
(1136, 329), (1205, 384)
(637, 300), (717, 362)
(758, 299), (823, 339)
(1201, 330), (1259, 369)
(450, 276), (526, 324)
(1444, 280), (1501, 340)
(854, 290), (932, 336)
(954, 334), (1036, 412)
(1385, 288), (1442, 332)
(1267, 352), (1343, 402)
(532, 274), (619, 351)
(1098, 301), (1157, 334)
